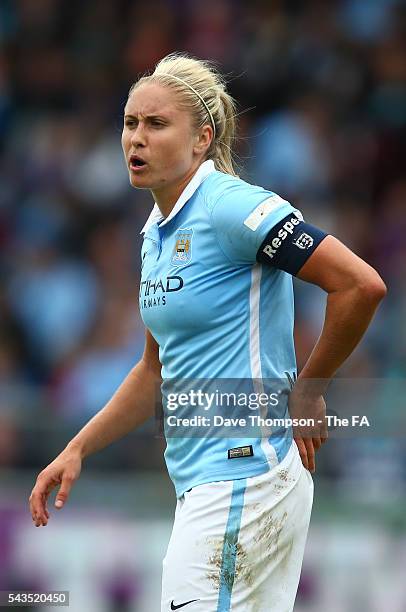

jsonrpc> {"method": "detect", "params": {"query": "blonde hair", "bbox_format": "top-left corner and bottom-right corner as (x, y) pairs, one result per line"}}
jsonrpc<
(129, 53), (238, 176)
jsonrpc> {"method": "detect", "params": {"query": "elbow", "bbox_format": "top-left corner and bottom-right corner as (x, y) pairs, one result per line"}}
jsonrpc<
(372, 277), (387, 302)
(357, 271), (387, 304)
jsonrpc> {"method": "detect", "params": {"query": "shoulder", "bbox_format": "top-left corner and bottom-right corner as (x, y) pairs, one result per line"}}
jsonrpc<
(198, 169), (295, 232)
(198, 170), (271, 213)
(196, 170), (298, 266)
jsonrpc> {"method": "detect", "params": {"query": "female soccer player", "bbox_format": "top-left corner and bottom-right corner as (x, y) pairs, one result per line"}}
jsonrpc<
(29, 54), (386, 611)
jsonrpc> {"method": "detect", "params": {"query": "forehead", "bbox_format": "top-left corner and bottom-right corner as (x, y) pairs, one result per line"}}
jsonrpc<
(125, 82), (182, 117)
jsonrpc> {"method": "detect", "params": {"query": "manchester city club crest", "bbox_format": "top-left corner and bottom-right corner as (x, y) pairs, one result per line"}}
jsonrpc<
(171, 228), (193, 266)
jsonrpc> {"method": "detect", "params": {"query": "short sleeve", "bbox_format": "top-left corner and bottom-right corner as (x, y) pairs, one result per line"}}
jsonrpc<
(209, 178), (301, 265)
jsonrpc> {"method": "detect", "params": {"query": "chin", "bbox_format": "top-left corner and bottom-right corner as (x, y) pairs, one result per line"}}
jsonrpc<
(129, 174), (150, 189)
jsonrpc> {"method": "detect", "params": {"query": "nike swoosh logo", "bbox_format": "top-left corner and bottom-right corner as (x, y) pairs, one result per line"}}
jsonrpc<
(170, 599), (199, 610)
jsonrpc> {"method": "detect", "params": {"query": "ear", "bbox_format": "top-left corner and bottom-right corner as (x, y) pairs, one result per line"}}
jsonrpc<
(193, 125), (214, 156)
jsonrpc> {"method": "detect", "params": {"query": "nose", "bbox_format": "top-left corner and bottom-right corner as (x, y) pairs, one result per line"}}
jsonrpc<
(130, 123), (146, 148)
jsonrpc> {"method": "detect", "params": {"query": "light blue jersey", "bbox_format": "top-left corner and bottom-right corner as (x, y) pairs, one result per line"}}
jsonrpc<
(140, 160), (301, 497)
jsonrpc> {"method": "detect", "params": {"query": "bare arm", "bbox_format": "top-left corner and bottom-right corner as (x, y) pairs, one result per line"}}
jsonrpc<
(68, 329), (161, 459)
(297, 235), (387, 382)
(291, 235), (386, 470)
(29, 329), (161, 526)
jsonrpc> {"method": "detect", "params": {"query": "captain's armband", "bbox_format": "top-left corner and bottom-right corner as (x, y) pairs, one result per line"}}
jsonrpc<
(256, 212), (328, 275)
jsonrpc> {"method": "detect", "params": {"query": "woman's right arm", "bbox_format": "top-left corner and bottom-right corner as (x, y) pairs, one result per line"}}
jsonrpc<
(29, 329), (161, 527)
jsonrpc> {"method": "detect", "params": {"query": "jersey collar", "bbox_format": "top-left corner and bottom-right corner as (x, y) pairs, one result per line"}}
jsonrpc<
(140, 159), (215, 234)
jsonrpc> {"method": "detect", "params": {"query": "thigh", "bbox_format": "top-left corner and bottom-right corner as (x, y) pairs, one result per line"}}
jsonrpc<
(230, 464), (313, 611)
(161, 479), (237, 611)
(161, 445), (313, 612)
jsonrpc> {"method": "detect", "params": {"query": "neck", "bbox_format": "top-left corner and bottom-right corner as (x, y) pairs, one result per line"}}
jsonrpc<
(151, 160), (202, 218)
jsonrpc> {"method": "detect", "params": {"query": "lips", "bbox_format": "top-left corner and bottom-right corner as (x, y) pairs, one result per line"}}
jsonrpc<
(129, 154), (147, 170)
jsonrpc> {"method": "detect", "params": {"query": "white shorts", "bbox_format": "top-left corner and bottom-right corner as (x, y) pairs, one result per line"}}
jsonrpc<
(161, 442), (313, 612)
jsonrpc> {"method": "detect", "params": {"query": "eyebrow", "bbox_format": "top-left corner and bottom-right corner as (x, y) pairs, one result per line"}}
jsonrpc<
(124, 113), (169, 120)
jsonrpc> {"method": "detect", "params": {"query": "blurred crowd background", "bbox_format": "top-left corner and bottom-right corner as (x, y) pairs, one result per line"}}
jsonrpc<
(1, 1), (406, 611)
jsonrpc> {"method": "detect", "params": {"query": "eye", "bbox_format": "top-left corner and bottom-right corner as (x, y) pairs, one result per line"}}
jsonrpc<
(151, 120), (165, 128)
(124, 118), (137, 128)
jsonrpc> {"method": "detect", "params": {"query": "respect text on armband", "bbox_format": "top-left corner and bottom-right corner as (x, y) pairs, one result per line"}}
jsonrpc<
(262, 211), (303, 260)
